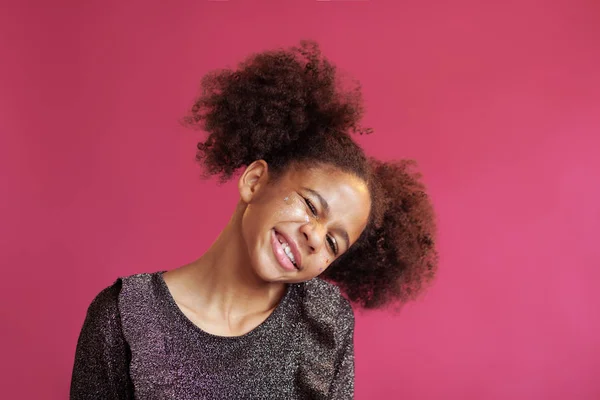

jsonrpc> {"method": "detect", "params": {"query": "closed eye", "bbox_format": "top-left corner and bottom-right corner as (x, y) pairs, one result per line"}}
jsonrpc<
(327, 236), (338, 255)
(305, 197), (338, 255)
(304, 198), (317, 216)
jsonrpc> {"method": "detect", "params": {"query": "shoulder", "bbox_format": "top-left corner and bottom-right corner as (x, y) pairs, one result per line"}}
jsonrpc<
(118, 271), (163, 295)
(291, 278), (355, 391)
(90, 278), (121, 306)
(297, 278), (355, 334)
(83, 279), (121, 335)
(112, 271), (166, 316)
(301, 278), (354, 317)
(85, 272), (163, 319)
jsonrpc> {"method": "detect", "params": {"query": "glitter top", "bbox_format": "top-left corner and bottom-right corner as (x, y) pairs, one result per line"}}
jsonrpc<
(70, 271), (355, 399)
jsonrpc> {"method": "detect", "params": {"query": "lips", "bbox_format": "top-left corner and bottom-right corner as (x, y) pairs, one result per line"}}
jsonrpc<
(273, 229), (302, 271)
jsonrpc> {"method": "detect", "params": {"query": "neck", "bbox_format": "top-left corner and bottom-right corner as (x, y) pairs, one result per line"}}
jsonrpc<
(186, 202), (287, 318)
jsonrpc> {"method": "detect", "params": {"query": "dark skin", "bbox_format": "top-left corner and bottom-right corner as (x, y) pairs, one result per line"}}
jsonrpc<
(163, 160), (371, 337)
(183, 41), (439, 309)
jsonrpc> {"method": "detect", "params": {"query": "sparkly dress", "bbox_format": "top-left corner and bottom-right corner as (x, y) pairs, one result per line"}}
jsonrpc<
(70, 272), (355, 399)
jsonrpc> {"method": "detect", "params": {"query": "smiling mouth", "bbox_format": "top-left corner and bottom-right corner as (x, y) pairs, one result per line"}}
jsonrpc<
(272, 230), (302, 271)
(276, 234), (298, 268)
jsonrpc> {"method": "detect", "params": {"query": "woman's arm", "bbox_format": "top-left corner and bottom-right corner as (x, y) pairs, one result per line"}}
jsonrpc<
(70, 280), (134, 400)
(328, 303), (355, 399)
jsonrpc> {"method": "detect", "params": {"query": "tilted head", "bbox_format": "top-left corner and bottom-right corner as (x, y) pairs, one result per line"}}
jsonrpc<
(237, 158), (371, 283)
(184, 40), (438, 309)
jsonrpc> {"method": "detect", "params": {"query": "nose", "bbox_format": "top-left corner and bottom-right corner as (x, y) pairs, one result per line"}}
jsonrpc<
(299, 221), (326, 254)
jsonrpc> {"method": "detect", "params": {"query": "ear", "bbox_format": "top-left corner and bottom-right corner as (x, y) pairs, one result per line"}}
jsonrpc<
(238, 160), (269, 203)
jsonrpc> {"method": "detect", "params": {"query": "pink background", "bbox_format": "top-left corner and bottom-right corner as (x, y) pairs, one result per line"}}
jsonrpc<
(1, 0), (599, 399)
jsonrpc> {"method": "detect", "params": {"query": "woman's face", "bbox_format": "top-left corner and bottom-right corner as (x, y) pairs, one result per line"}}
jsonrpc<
(239, 161), (371, 284)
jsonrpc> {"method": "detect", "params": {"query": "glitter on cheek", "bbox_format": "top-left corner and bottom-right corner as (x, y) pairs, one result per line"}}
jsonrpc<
(274, 195), (306, 221)
(279, 194), (311, 224)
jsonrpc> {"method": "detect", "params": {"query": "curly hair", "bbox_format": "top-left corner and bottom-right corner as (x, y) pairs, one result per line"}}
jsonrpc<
(183, 40), (438, 309)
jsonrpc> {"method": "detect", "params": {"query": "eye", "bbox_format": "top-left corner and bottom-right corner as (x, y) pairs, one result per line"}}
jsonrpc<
(327, 236), (338, 255)
(304, 198), (317, 216)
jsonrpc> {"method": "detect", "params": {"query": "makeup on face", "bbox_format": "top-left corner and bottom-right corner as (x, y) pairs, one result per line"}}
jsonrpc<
(281, 190), (349, 255)
(254, 167), (369, 282)
(266, 193), (321, 274)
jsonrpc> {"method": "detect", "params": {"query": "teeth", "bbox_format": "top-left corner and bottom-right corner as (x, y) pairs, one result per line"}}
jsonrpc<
(281, 242), (296, 265)
(276, 232), (297, 267)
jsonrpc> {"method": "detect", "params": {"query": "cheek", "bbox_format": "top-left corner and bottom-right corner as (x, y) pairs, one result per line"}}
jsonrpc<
(275, 194), (310, 221)
(242, 206), (262, 236)
(316, 255), (331, 273)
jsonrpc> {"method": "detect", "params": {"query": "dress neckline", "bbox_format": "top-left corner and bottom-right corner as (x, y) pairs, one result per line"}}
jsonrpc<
(155, 270), (295, 340)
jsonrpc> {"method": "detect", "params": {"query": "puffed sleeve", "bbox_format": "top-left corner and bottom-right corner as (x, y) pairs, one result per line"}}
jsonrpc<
(328, 300), (355, 399)
(70, 279), (134, 399)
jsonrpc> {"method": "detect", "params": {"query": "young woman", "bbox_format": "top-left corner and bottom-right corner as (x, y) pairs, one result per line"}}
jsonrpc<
(70, 40), (439, 399)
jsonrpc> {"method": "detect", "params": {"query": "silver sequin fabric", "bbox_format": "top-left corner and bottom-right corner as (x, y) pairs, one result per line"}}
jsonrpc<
(70, 271), (355, 399)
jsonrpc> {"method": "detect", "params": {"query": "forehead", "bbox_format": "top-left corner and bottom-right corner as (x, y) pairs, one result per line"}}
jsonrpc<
(283, 164), (365, 191)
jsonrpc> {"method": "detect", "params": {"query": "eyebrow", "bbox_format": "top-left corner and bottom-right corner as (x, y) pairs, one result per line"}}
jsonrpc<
(302, 187), (350, 251)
